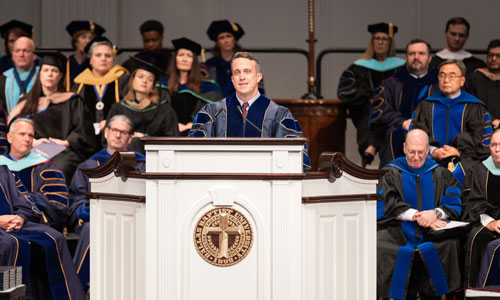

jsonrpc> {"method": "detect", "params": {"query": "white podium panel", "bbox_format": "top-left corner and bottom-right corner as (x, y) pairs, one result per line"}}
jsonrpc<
(87, 140), (383, 300)
(302, 201), (377, 300)
(90, 199), (145, 300)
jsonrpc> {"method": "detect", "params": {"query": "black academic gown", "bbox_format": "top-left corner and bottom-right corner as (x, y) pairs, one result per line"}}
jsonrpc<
(462, 161), (500, 288)
(465, 69), (500, 121)
(337, 59), (404, 157)
(72, 67), (129, 124)
(377, 157), (462, 299)
(0, 165), (85, 300)
(72, 66), (129, 150)
(431, 55), (486, 75)
(106, 98), (179, 154)
(369, 67), (439, 168)
(165, 79), (221, 136)
(68, 149), (145, 289)
(27, 94), (96, 183)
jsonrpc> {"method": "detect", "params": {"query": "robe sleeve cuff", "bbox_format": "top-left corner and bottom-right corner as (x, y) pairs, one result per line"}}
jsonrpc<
(397, 208), (418, 221)
(436, 208), (448, 220)
(429, 146), (437, 156)
(480, 214), (495, 227)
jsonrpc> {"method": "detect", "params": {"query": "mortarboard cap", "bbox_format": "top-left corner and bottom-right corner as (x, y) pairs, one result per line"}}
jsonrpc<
(128, 56), (166, 81)
(171, 37), (202, 56)
(0, 20), (33, 39)
(367, 22), (398, 38)
(206, 20), (245, 42)
(66, 21), (105, 37)
(37, 51), (68, 72)
(140, 20), (164, 35)
(36, 51), (71, 91)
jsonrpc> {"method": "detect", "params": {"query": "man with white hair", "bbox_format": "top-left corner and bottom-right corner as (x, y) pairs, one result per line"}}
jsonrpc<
(377, 129), (462, 299)
(0, 155), (85, 299)
(0, 118), (68, 231)
(0, 36), (38, 113)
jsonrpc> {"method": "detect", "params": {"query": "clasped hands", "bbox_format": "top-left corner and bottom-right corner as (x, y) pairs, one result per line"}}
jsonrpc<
(432, 145), (460, 161)
(412, 210), (447, 229)
(0, 215), (24, 232)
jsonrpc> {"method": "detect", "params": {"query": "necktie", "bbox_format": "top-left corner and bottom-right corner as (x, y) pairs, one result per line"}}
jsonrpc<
(242, 102), (248, 118)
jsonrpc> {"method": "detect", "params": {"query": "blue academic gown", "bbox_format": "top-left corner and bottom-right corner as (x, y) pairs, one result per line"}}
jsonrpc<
(377, 157), (462, 299)
(369, 67), (439, 168)
(0, 104), (7, 155)
(68, 149), (145, 289)
(2, 66), (40, 112)
(0, 165), (85, 300)
(0, 152), (69, 231)
(68, 55), (90, 87)
(0, 55), (13, 74)
(411, 91), (493, 185)
(188, 93), (311, 171)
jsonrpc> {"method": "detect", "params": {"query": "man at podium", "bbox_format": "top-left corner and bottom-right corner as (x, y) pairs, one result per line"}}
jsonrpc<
(188, 51), (311, 171)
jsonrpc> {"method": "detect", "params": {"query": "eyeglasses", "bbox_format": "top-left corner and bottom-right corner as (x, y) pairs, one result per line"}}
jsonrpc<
(108, 127), (130, 136)
(487, 53), (500, 60)
(438, 72), (462, 81)
(490, 143), (500, 149)
(373, 37), (390, 43)
(13, 49), (33, 54)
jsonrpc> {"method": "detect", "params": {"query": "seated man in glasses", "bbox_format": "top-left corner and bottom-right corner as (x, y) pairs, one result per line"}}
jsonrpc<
(465, 39), (500, 129)
(411, 60), (493, 185)
(68, 114), (145, 290)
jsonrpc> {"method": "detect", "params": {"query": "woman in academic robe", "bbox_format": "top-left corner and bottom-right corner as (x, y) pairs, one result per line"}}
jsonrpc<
(9, 52), (95, 183)
(71, 36), (129, 146)
(164, 37), (221, 135)
(337, 22), (405, 166)
(65, 20), (105, 86)
(107, 57), (179, 154)
(204, 20), (265, 98)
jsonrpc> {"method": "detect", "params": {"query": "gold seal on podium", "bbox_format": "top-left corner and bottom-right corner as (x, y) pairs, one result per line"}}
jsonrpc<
(194, 207), (253, 267)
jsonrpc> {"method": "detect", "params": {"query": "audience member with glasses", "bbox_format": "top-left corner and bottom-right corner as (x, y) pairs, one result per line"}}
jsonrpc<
(466, 39), (500, 128)
(337, 22), (405, 167)
(411, 60), (493, 186)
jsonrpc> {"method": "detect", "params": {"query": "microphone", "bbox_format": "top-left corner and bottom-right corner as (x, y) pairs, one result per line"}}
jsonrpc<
(237, 106), (265, 137)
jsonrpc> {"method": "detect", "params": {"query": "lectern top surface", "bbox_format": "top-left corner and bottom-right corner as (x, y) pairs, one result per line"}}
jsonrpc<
(141, 137), (307, 145)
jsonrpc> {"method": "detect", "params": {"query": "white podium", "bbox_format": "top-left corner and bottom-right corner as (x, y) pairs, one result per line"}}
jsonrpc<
(85, 138), (385, 300)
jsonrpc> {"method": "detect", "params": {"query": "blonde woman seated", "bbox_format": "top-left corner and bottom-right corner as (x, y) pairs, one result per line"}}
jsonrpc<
(107, 58), (178, 154)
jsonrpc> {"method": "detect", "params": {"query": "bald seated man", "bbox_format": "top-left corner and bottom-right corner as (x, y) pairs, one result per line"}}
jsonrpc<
(377, 129), (462, 299)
